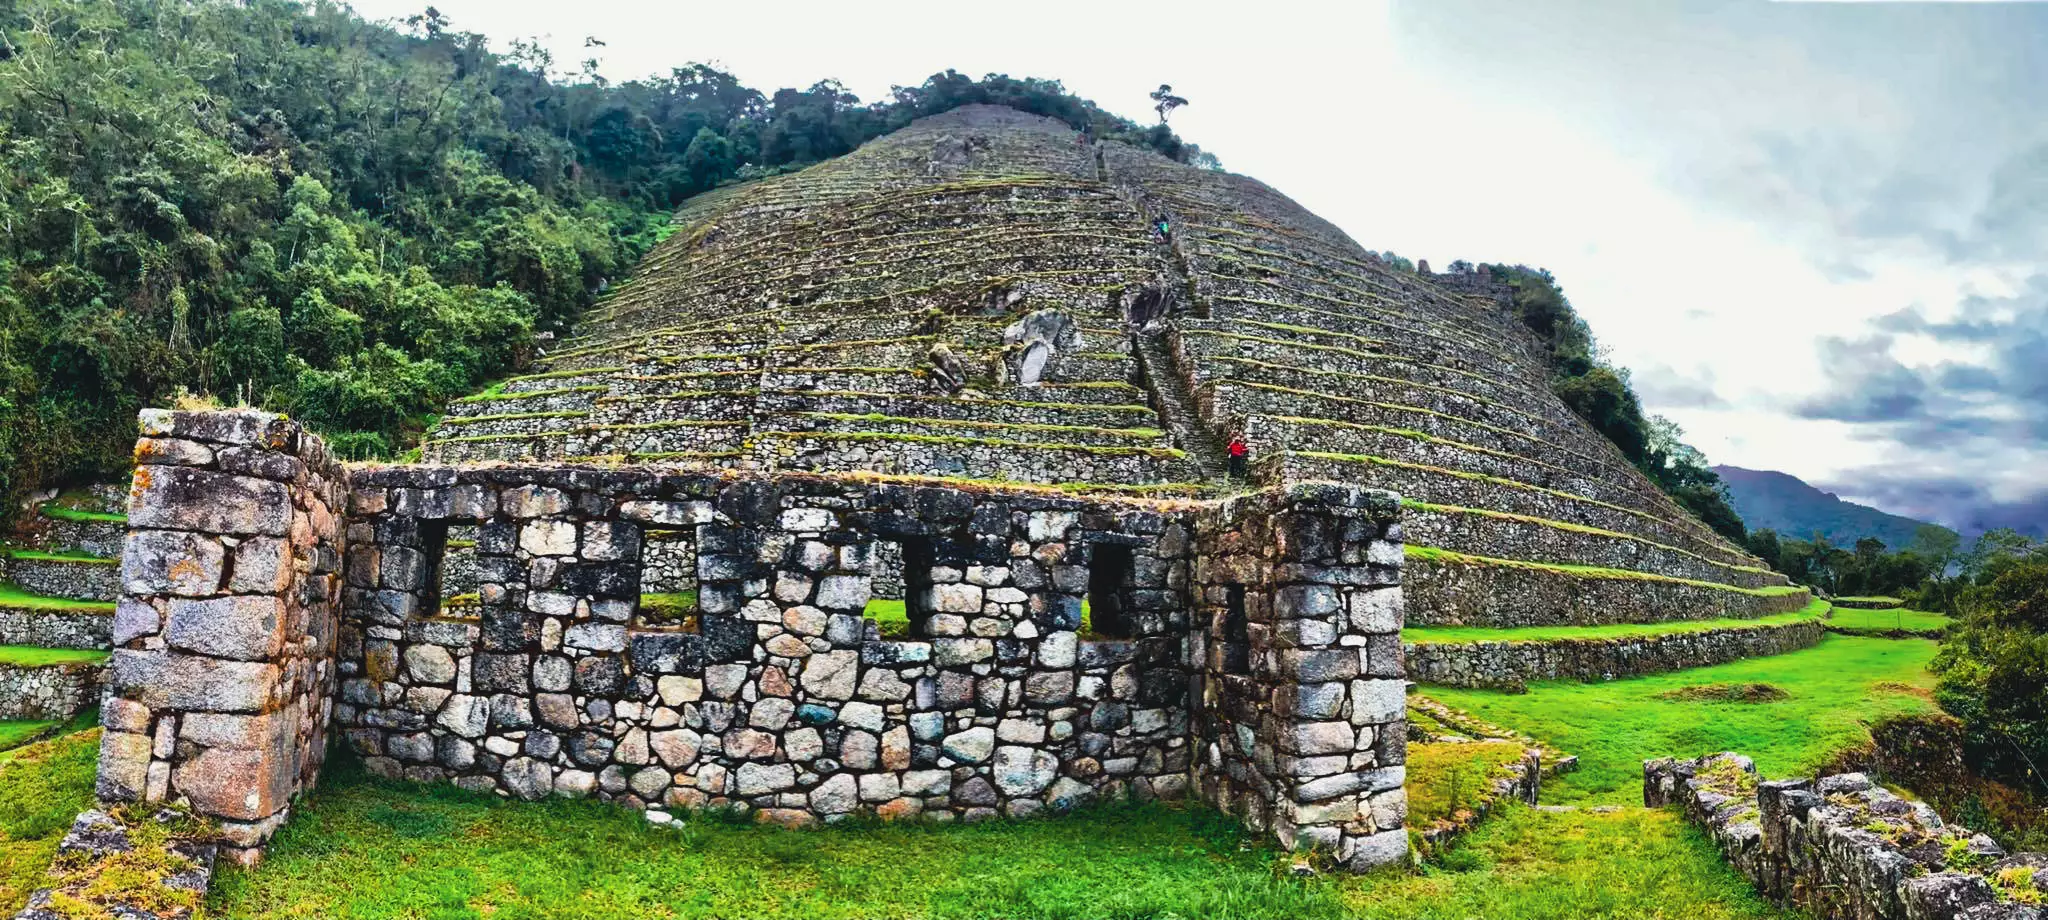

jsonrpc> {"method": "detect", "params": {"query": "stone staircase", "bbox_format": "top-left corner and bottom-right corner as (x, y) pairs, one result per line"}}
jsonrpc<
(1134, 327), (1230, 482)
(0, 485), (121, 726)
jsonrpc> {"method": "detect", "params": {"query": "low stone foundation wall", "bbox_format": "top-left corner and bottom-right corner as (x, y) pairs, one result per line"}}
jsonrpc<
(1406, 619), (1825, 689)
(1832, 597), (1903, 610)
(0, 660), (102, 720)
(4, 555), (120, 602)
(1645, 753), (2044, 920)
(0, 607), (110, 649)
(1405, 554), (1810, 627)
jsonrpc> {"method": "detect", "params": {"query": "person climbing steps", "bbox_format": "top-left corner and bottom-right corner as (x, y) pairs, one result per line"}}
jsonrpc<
(1227, 434), (1248, 482)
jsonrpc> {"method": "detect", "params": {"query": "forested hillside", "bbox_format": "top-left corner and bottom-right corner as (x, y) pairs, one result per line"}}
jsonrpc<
(0, 0), (1205, 510)
(1715, 465), (1948, 548)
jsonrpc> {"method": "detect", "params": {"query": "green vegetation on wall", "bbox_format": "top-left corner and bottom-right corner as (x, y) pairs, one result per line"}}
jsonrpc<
(0, 0), (1206, 513)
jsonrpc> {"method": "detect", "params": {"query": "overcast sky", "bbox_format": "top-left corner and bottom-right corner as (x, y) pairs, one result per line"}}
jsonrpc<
(349, 0), (2048, 535)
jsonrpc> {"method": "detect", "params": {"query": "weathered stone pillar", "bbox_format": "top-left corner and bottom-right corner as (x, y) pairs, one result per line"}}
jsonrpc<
(101, 409), (346, 864)
(1193, 483), (1407, 870)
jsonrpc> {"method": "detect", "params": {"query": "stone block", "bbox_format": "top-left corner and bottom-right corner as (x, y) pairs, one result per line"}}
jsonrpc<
(800, 650), (859, 700)
(174, 744), (294, 821)
(121, 529), (226, 597)
(165, 596), (286, 661)
(129, 466), (292, 536)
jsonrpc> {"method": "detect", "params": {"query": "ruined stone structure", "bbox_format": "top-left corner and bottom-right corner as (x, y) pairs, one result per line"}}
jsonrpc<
(416, 104), (1803, 630)
(69, 409), (1411, 874)
(99, 410), (347, 864)
(1647, 753), (2044, 920)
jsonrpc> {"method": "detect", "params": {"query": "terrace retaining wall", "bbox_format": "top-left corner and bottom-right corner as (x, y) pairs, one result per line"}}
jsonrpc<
(1404, 555), (1810, 628)
(1405, 618), (1825, 689)
(0, 608), (109, 650)
(0, 659), (101, 720)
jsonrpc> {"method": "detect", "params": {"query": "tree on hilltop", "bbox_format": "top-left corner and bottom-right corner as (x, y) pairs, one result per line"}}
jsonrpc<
(1150, 84), (1187, 123)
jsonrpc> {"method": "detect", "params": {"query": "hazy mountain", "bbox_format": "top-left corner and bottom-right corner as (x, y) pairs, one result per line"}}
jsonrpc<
(1715, 465), (1954, 549)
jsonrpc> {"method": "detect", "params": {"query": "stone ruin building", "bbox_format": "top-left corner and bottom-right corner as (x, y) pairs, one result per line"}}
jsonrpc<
(2, 104), (1824, 909)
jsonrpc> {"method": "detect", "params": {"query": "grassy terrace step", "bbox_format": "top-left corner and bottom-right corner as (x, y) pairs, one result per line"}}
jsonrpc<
(1276, 430), (1702, 535)
(585, 253), (1153, 331)
(1198, 354), (1562, 432)
(1210, 300), (1533, 376)
(1275, 450), (1734, 553)
(0, 583), (115, 612)
(762, 430), (1185, 459)
(3, 550), (116, 565)
(1402, 500), (1771, 576)
(1204, 273), (1528, 355)
(1405, 599), (1830, 645)
(0, 646), (108, 666)
(35, 504), (125, 524)
(1262, 405), (1641, 488)
(1228, 381), (1640, 482)
(775, 412), (1164, 443)
(1826, 607), (1950, 636)
(1406, 546), (1806, 598)
(758, 391), (1158, 428)
(1185, 329), (1556, 412)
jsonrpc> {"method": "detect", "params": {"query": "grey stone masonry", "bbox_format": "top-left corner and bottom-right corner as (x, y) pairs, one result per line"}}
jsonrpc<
(99, 409), (348, 866)
(1647, 753), (2045, 920)
(1407, 617), (1825, 689)
(1191, 483), (1409, 870)
(328, 462), (1406, 868)
(0, 660), (101, 720)
(82, 408), (1412, 872)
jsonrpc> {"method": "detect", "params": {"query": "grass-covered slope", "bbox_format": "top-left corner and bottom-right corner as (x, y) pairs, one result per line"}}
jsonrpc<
(0, 729), (100, 913)
(206, 758), (1788, 920)
(1424, 635), (1940, 804)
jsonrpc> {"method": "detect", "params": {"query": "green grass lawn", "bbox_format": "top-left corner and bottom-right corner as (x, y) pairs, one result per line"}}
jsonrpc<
(866, 599), (1096, 639)
(206, 758), (1789, 920)
(0, 724), (54, 754)
(0, 646), (107, 667)
(0, 583), (114, 612)
(0, 729), (99, 911)
(1404, 599), (1828, 645)
(1, 549), (116, 565)
(1424, 635), (1940, 804)
(34, 504), (124, 525)
(1833, 595), (1903, 605)
(1406, 740), (1525, 828)
(1826, 607), (1950, 634)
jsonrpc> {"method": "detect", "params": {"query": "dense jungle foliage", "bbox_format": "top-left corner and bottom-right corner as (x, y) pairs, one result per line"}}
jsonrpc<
(1932, 536), (2048, 796)
(1480, 264), (1750, 545)
(0, 0), (1207, 510)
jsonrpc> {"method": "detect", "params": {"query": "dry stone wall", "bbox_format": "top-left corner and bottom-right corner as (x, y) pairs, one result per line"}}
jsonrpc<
(1406, 618), (1825, 689)
(1191, 484), (1409, 870)
(319, 452), (1407, 867)
(3, 555), (120, 602)
(0, 608), (108, 649)
(99, 409), (348, 865)
(1405, 554), (1809, 628)
(1647, 753), (2044, 920)
(0, 660), (101, 720)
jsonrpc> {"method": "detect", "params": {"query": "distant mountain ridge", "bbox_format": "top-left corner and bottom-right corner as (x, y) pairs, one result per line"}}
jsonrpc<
(1715, 465), (1952, 548)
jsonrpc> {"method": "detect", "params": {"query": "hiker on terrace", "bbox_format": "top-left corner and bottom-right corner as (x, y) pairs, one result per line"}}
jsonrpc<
(1153, 214), (1171, 242)
(1227, 434), (1248, 481)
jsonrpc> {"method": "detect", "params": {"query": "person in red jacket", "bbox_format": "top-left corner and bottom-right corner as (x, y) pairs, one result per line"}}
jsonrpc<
(1227, 435), (1248, 482)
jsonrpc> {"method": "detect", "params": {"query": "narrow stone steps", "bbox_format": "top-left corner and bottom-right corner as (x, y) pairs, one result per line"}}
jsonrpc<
(1135, 329), (1231, 481)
